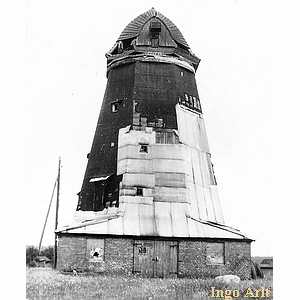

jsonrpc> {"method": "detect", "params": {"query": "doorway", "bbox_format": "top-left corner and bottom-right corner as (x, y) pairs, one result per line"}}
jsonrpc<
(133, 240), (178, 277)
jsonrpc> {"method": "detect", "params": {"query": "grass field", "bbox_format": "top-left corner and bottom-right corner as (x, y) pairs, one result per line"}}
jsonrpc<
(26, 268), (272, 300)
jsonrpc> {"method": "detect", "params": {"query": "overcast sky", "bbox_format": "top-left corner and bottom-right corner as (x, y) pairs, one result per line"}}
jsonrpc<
(23, 0), (276, 256)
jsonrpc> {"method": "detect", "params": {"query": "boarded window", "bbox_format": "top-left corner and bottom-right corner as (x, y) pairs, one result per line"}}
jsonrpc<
(206, 242), (224, 265)
(87, 239), (104, 262)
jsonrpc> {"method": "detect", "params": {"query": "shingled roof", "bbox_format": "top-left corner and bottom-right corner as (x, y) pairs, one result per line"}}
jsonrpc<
(117, 8), (189, 48)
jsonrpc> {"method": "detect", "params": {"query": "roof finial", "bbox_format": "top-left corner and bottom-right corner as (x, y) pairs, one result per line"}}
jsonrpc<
(151, 7), (157, 16)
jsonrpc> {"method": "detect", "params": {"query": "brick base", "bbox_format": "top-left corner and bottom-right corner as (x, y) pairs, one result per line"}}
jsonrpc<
(57, 234), (251, 278)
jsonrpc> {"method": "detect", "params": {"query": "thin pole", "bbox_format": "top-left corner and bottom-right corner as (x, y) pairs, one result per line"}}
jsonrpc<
(38, 179), (57, 254)
(54, 157), (61, 269)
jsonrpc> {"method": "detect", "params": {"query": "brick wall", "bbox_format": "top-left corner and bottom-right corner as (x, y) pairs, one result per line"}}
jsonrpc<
(178, 240), (251, 279)
(57, 235), (133, 274)
(57, 234), (251, 278)
(104, 238), (133, 275)
(56, 235), (87, 270)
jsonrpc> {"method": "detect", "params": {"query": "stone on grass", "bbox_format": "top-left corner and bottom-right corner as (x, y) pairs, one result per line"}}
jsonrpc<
(215, 275), (241, 285)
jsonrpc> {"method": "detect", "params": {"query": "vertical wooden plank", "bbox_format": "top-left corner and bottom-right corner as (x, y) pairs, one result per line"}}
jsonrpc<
(133, 240), (155, 277)
(169, 241), (178, 277)
(154, 240), (170, 278)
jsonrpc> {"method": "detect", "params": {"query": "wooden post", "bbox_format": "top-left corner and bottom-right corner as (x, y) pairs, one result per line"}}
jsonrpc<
(38, 179), (57, 255)
(53, 157), (61, 269)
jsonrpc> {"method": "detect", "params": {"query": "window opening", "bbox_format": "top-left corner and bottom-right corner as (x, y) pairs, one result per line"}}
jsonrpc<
(139, 144), (148, 153)
(206, 242), (225, 265)
(136, 187), (143, 196)
(111, 103), (119, 112)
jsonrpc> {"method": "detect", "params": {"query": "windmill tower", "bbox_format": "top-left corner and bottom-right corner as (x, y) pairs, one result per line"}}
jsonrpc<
(56, 8), (252, 278)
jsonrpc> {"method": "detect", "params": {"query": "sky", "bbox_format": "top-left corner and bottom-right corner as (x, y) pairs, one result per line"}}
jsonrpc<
(22, 0), (276, 256)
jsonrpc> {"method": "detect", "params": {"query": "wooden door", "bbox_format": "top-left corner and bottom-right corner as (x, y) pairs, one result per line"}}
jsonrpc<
(133, 240), (155, 277)
(133, 240), (178, 278)
(154, 241), (178, 278)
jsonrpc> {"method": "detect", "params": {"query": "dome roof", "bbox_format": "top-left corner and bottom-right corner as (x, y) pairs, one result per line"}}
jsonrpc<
(117, 8), (189, 48)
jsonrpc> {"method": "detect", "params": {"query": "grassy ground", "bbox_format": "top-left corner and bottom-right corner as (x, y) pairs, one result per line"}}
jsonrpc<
(26, 268), (273, 300)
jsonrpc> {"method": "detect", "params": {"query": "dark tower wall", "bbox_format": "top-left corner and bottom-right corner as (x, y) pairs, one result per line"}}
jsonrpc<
(78, 64), (135, 210)
(78, 61), (201, 211)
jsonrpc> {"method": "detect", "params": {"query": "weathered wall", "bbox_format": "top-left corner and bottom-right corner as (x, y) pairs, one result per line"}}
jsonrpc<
(178, 240), (251, 279)
(57, 235), (133, 275)
(57, 234), (251, 278)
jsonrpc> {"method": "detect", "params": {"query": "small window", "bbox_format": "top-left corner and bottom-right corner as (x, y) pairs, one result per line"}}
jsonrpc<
(87, 239), (104, 262)
(139, 144), (148, 153)
(136, 187), (143, 196)
(151, 37), (159, 48)
(207, 242), (224, 265)
(111, 103), (119, 113)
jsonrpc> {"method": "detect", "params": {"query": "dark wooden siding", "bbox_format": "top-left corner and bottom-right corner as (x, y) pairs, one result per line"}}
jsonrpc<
(77, 64), (135, 210)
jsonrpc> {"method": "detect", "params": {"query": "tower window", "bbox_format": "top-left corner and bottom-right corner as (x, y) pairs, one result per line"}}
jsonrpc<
(151, 37), (159, 48)
(111, 103), (119, 112)
(136, 187), (143, 196)
(139, 144), (148, 153)
(150, 21), (160, 48)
